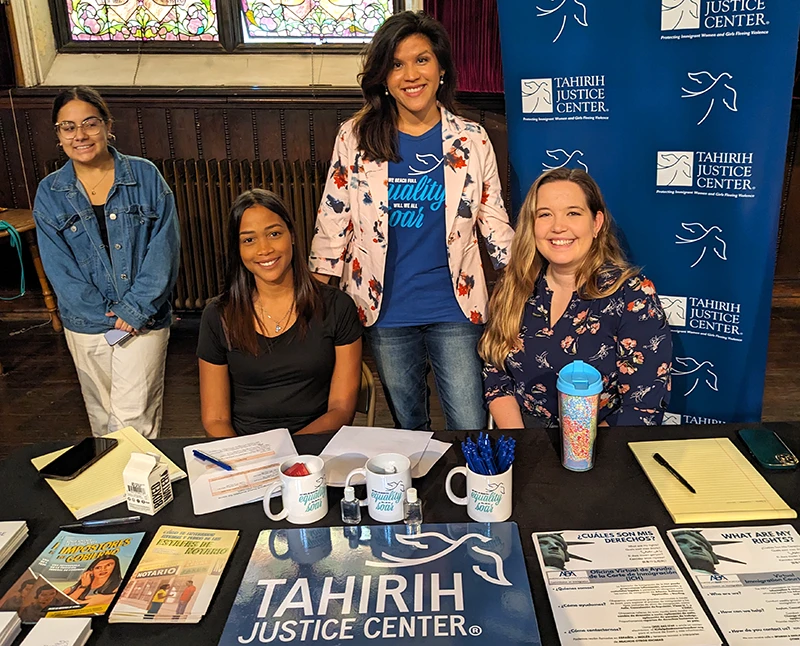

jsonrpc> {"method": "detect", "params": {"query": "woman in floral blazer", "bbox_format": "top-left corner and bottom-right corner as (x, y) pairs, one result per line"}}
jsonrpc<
(309, 11), (514, 430)
(479, 168), (672, 428)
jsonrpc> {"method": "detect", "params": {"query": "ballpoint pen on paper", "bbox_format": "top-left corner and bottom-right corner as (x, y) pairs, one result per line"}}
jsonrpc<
(653, 452), (697, 494)
(192, 449), (234, 471)
(60, 515), (142, 530)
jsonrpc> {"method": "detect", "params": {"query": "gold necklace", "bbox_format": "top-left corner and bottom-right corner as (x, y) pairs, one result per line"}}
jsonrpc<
(79, 165), (113, 196)
(257, 301), (294, 333)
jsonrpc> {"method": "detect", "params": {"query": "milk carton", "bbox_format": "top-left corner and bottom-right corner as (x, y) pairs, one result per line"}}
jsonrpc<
(122, 452), (173, 515)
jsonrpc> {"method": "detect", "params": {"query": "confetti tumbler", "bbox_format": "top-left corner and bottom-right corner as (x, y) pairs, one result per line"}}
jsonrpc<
(557, 360), (603, 472)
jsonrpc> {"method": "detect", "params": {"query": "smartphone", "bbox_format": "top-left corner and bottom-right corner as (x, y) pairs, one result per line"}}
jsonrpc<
(738, 428), (798, 470)
(39, 437), (119, 480)
(105, 329), (132, 346)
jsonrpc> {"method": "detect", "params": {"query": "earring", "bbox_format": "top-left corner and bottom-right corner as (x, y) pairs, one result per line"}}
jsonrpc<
(108, 133), (116, 141)
(439, 76), (444, 85)
(384, 86), (389, 96)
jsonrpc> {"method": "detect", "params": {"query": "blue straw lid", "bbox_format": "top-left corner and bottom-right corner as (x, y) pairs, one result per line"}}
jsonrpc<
(557, 360), (603, 396)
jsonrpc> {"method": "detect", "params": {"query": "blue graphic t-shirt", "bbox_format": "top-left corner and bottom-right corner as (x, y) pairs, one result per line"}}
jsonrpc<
(377, 122), (465, 327)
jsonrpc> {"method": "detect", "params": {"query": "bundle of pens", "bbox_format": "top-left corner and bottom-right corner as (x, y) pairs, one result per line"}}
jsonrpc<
(461, 433), (516, 475)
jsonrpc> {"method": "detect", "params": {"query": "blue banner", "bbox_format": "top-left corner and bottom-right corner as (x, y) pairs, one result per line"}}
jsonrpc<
(219, 523), (540, 645)
(497, 0), (800, 423)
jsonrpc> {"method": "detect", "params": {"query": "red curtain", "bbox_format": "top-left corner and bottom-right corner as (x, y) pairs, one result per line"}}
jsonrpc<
(424, 0), (504, 94)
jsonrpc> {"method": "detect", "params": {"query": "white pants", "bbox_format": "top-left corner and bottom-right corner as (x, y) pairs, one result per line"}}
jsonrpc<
(64, 327), (170, 439)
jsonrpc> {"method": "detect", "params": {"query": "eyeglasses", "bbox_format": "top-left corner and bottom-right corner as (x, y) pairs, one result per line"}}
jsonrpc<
(54, 116), (105, 139)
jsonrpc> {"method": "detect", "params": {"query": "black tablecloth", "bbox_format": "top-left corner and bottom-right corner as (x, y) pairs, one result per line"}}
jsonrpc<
(2, 423), (799, 645)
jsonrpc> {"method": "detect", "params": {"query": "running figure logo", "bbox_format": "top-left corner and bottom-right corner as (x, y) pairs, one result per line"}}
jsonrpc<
(681, 71), (738, 126)
(535, 0), (588, 43)
(522, 79), (553, 113)
(543, 149), (589, 172)
(657, 152), (694, 187)
(366, 531), (512, 587)
(673, 356), (719, 396)
(675, 222), (728, 268)
(662, 0), (700, 30)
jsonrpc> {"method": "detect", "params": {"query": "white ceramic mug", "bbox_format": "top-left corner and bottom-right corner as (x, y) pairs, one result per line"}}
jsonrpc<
(445, 464), (513, 522)
(268, 527), (332, 564)
(264, 455), (328, 525)
(344, 453), (411, 523)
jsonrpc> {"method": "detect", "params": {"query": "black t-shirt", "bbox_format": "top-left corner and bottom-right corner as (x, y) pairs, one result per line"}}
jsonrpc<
(92, 204), (110, 252)
(197, 285), (362, 434)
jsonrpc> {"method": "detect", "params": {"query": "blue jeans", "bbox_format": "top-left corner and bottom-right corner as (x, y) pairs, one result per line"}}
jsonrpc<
(365, 323), (487, 431)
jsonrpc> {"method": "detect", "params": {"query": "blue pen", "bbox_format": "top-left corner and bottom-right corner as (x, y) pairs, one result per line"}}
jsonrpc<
(192, 449), (234, 471)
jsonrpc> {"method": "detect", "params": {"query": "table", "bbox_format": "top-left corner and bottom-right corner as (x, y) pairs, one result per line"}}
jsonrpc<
(1, 423), (798, 645)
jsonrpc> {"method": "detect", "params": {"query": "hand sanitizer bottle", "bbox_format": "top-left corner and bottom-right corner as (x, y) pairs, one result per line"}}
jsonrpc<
(404, 488), (423, 528)
(341, 486), (361, 525)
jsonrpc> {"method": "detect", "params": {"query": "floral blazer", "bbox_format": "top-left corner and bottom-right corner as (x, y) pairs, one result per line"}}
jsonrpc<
(484, 270), (673, 426)
(308, 107), (514, 327)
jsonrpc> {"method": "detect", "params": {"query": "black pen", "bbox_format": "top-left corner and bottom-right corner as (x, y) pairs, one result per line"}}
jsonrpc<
(60, 515), (142, 530)
(653, 453), (696, 494)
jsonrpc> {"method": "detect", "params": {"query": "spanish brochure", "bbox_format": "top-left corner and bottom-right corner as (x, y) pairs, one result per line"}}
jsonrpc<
(533, 526), (720, 645)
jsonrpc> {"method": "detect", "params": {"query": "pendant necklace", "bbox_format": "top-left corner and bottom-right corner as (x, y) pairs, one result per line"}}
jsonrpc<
(258, 301), (294, 333)
(79, 165), (113, 196)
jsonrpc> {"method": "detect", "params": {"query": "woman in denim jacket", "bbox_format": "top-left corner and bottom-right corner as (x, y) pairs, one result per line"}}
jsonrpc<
(33, 87), (180, 438)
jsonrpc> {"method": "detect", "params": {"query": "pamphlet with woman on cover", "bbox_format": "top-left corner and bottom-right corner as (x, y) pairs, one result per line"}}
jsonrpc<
(0, 530), (144, 623)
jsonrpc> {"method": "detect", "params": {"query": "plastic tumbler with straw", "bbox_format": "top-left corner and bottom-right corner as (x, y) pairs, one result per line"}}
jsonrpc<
(557, 360), (603, 471)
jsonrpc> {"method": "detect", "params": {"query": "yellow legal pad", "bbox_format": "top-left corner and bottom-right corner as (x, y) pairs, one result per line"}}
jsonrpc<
(629, 437), (796, 524)
(32, 426), (187, 519)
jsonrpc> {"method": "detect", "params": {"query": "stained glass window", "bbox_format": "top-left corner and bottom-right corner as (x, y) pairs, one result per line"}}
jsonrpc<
(241, 0), (392, 44)
(67, 0), (219, 41)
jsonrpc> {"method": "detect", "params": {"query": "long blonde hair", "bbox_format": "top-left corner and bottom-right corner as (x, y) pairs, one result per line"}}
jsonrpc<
(479, 168), (638, 368)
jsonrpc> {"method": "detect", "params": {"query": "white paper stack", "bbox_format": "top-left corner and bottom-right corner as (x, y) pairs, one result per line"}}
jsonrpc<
(0, 612), (21, 646)
(0, 521), (27, 570)
(320, 426), (451, 486)
(20, 617), (91, 646)
(183, 428), (298, 515)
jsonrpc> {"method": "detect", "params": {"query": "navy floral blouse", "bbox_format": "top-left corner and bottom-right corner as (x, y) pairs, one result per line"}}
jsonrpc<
(483, 269), (672, 426)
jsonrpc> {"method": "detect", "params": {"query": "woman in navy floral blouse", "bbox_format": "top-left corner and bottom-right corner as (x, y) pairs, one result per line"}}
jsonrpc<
(479, 168), (672, 428)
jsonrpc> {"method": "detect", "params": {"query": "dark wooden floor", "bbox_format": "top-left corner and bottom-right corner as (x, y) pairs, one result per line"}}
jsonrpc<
(1, 305), (798, 459)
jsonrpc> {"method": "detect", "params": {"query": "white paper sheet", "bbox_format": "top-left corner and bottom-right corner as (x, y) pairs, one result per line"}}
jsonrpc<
(319, 426), (440, 486)
(533, 526), (721, 646)
(669, 525), (800, 645)
(183, 428), (297, 515)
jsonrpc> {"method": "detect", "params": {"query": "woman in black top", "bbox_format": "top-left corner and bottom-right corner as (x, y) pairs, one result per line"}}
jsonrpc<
(197, 189), (363, 435)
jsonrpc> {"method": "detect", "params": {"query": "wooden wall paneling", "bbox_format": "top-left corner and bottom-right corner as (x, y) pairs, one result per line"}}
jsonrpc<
(167, 109), (203, 160)
(226, 108), (258, 161)
(252, 108), (283, 165)
(109, 107), (140, 160)
(0, 109), (23, 208)
(196, 108), (230, 161)
(282, 109), (312, 161)
(20, 107), (52, 202)
(139, 108), (172, 161)
(312, 108), (350, 168)
(776, 105), (800, 280)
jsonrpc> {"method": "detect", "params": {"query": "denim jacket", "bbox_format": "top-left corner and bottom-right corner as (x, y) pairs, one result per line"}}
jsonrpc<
(33, 148), (180, 334)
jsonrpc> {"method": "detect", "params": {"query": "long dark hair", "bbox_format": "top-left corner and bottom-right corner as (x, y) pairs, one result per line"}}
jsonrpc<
(354, 10), (457, 162)
(64, 554), (122, 600)
(219, 189), (323, 355)
(51, 86), (113, 127)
